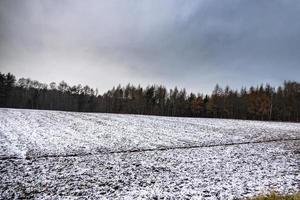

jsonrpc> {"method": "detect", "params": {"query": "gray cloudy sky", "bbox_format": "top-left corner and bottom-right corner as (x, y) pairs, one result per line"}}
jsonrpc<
(0, 0), (300, 94)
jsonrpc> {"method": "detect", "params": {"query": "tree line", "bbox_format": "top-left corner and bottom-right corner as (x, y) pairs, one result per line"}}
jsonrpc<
(1, 72), (300, 122)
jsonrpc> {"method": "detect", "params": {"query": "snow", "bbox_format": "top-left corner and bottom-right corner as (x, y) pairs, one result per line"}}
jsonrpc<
(0, 108), (299, 199)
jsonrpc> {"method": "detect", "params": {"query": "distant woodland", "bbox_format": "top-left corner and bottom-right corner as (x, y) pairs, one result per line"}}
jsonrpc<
(1, 72), (300, 122)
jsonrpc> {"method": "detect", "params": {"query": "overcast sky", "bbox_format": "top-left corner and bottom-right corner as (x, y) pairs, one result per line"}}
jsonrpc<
(0, 0), (300, 94)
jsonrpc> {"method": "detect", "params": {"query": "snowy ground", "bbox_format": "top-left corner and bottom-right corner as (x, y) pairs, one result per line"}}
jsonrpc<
(0, 108), (299, 199)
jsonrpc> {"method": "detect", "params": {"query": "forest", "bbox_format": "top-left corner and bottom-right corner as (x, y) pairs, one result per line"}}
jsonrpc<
(0, 72), (299, 122)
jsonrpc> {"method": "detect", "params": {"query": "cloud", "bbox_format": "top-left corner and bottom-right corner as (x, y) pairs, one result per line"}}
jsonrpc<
(0, 0), (300, 94)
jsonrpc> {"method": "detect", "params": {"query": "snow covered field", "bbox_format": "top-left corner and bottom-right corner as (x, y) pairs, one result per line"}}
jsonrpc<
(0, 108), (299, 199)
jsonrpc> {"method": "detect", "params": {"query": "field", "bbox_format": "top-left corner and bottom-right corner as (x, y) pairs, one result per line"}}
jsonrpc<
(0, 108), (299, 199)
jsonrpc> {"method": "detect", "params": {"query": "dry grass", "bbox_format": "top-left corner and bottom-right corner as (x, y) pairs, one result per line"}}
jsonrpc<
(248, 192), (300, 200)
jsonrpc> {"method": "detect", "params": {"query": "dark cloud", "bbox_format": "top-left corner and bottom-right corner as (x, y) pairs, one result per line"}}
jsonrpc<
(0, 0), (300, 94)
